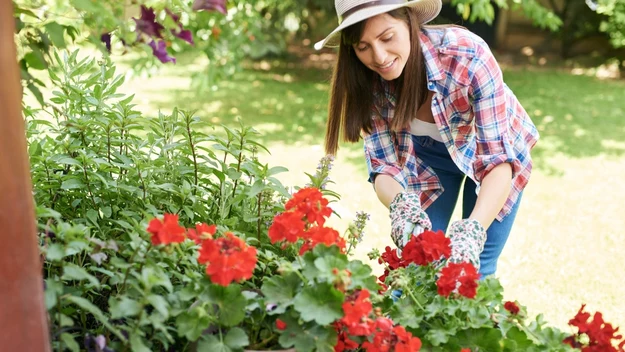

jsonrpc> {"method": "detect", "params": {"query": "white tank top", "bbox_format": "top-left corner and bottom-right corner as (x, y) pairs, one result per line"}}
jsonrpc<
(410, 118), (444, 142)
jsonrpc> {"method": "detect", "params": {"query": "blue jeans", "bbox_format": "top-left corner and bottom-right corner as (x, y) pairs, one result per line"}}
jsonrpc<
(412, 135), (522, 277)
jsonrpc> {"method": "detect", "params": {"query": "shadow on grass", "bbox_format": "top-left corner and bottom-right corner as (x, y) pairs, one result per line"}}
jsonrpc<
(134, 59), (625, 174)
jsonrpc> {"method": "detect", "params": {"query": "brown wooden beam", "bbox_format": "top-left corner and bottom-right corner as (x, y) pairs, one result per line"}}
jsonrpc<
(0, 0), (51, 349)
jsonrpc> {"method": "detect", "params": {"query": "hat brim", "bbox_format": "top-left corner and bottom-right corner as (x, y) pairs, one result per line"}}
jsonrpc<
(314, 0), (442, 50)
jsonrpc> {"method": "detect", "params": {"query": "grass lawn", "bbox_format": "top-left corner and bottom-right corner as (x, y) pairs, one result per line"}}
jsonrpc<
(118, 54), (625, 333)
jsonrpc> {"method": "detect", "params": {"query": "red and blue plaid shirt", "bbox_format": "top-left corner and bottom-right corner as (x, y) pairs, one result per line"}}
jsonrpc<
(363, 26), (539, 221)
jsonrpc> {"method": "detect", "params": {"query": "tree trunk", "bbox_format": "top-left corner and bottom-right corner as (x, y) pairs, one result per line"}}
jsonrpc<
(0, 0), (51, 350)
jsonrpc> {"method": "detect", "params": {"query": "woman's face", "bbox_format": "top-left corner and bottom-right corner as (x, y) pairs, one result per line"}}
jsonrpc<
(353, 13), (411, 81)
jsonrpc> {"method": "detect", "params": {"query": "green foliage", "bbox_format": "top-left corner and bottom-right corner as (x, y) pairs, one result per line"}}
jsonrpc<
(30, 50), (290, 351)
(597, 0), (625, 48)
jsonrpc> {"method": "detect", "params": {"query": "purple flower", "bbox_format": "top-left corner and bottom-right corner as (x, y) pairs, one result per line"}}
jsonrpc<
(84, 334), (114, 352)
(133, 5), (164, 39)
(165, 9), (194, 45)
(192, 0), (227, 15)
(148, 40), (176, 64)
(100, 33), (112, 52)
(175, 29), (194, 45)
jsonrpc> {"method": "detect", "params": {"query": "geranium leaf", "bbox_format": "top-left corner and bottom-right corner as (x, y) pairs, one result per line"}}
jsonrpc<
(224, 327), (249, 349)
(261, 273), (299, 315)
(205, 284), (246, 326)
(455, 328), (503, 351)
(390, 297), (424, 328)
(314, 255), (347, 282)
(346, 260), (379, 291)
(293, 283), (343, 325)
(197, 335), (231, 352)
(278, 314), (337, 352)
(176, 310), (211, 341)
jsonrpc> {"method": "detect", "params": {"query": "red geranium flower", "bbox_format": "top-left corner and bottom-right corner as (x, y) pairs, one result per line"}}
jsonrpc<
(299, 225), (345, 255)
(198, 232), (257, 286)
(504, 301), (520, 315)
(341, 290), (374, 336)
(275, 319), (287, 330)
(285, 187), (333, 226)
(393, 325), (422, 352)
(436, 262), (481, 299)
(564, 304), (625, 351)
(147, 213), (186, 246)
(186, 223), (216, 244)
(402, 230), (451, 266)
(268, 211), (306, 244)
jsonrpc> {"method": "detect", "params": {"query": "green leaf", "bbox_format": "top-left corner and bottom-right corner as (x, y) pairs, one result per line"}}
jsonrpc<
(27, 83), (45, 106)
(293, 283), (343, 325)
(24, 50), (47, 70)
(267, 166), (288, 176)
(44, 22), (66, 48)
(46, 243), (65, 261)
(346, 260), (379, 291)
(86, 209), (99, 225)
(65, 296), (126, 342)
(455, 328), (503, 351)
(130, 334), (151, 352)
(60, 333), (80, 352)
(261, 273), (300, 314)
(278, 314), (337, 352)
(224, 327), (249, 350)
(390, 297), (424, 329)
(314, 255), (347, 282)
(147, 294), (169, 318)
(504, 326), (534, 350)
(62, 263), (100, 287)
(176, 310), (211, 341)
(197, 335), (231, 352)
(61, 178), (85, 190)
(109, 296), (142, 319)
(204, 284), (246, 327)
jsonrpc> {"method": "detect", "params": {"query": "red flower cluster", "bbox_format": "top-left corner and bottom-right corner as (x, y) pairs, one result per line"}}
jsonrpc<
(147, 214), (186, 245)
(268, 187), (345, 254)
(146, 215), (256, 287)
(377, 230), (452, 290)
(402, 230), (451, 265)
(504, 301), (520, 315)
(361, 318), (422, 352)
(563, 304), (625, 351)
(436, 262), (481, 299)
(198, 232), (257, 286)
(334, 289), (421, 352)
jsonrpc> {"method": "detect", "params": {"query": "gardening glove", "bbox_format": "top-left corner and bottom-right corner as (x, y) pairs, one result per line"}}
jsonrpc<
(389, 192), (432, 249)
(446, 219), (487, 271)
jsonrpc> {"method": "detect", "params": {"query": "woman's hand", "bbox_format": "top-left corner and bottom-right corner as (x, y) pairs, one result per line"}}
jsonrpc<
(446, 218), (487, 270)
(389, 192), (432, 249)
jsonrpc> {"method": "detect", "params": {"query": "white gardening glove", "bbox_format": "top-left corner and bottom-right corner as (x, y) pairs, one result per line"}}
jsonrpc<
(389, 192), (432, 249)
(446, 219), (487, 271)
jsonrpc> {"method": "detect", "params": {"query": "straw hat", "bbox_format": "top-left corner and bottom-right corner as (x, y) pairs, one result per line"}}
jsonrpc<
(314, 0), (442, 50)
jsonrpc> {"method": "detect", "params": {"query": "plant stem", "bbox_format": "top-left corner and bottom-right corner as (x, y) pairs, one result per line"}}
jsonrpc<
(257, 190), (262, 241)
(405, 287), (425, 310)
(184, 112), (199, 196)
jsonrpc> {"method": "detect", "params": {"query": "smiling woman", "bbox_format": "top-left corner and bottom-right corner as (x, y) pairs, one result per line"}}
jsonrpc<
(318, 0), (540, 280)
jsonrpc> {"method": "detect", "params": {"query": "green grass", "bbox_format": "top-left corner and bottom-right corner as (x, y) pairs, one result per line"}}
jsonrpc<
(119, 56), (625, 334)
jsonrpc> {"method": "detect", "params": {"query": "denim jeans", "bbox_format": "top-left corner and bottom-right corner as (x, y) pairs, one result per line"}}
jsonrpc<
(412, 135), (522, 277)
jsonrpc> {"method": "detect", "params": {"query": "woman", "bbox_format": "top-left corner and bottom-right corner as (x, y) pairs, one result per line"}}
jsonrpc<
(315, 0), (538, 276)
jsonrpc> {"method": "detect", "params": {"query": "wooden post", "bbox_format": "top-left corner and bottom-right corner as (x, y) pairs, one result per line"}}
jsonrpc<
(0, 0), (51, 350)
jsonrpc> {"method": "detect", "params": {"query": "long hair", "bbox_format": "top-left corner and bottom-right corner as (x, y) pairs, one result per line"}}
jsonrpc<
(324, 7), (428, 156)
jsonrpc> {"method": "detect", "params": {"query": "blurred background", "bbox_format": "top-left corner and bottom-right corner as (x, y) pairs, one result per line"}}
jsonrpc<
(14, 0), (625, 336)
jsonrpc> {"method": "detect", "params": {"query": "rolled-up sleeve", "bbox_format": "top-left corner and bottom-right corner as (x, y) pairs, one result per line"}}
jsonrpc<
(363, 115), (408, 189)
(469, 43), (522, 183)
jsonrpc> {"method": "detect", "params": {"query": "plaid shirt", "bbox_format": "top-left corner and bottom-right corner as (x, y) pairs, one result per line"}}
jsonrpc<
(364, 26), (539, 221)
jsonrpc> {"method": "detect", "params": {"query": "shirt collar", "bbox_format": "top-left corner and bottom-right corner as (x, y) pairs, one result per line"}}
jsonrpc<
(418, 29), (444, 82)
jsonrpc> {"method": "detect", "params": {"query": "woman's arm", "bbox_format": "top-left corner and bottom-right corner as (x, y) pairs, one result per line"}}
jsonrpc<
(374, 174), (405, 208)
(469, 162), (512, 229)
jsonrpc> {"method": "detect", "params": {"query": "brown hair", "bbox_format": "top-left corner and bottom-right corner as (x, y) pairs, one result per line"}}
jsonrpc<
(324, 7), (429, 156)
